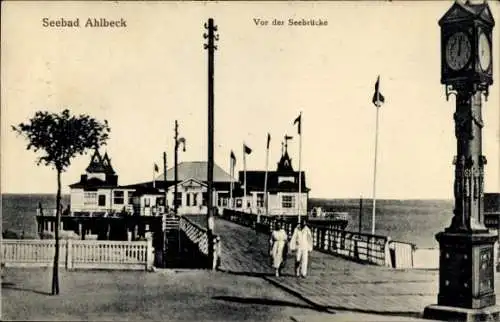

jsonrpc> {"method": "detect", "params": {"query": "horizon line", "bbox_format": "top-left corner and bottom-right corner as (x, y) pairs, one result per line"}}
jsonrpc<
(0, 191), (466, 201)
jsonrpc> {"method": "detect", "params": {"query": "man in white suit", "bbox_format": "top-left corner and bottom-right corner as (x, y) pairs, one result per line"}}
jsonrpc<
(290, 219), (313, 278)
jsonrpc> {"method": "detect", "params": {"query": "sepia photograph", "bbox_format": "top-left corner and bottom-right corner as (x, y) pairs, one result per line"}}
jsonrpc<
(1, 0), (500, 321)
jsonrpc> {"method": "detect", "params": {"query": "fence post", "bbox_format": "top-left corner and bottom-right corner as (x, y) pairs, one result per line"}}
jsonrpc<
(384, 237), (392, 267)
(66, 239), (73, 270)
(146, 239), (153, 271)
(212, 236), (219, 271)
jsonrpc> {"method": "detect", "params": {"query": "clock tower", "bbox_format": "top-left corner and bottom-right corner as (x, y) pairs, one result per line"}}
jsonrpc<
(424, 1), (499, 320)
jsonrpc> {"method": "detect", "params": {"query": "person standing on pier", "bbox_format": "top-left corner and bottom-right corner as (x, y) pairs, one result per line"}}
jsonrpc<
(269, 221), (288, 277)
(290, 219), (313, 278)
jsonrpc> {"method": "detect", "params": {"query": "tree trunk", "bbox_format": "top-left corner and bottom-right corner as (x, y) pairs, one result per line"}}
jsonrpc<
(51, 170), (61, 295)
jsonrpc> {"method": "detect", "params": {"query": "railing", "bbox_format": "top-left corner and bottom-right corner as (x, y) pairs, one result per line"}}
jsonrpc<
(310, 212), (350, 222)
(222, 208), (389, 266)
(1, 239), (154, 271)
(309, 226), (389, 266)
(228, 207), (308, 216)
(37, 207), (134, 217)
(164, 215), (180, 230)
(179, 216), (221, 270)
(388, 240), (416, 269)
(37, 206), (171, 218)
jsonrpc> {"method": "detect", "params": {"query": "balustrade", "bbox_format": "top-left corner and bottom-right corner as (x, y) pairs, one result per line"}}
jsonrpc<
(2, 239), (153, 270)
(178, 216), (221, 270)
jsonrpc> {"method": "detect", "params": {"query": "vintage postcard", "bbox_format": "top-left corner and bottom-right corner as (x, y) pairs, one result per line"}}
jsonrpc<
(1, 1), (500, 321)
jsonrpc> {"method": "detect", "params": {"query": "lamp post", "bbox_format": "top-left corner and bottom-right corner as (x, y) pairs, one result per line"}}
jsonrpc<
(174, 120), (186, 215)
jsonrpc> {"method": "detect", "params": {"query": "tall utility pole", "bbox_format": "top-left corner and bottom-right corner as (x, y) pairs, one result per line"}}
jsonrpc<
(204, 18), (219, 270)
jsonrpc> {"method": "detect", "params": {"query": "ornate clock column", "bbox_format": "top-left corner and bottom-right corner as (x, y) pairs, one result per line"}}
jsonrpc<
(424, 1), (499, 321)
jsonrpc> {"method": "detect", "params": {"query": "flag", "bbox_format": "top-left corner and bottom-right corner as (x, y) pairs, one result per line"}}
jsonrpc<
(230, 150), (236, 166)
(372, 75), (385, 108)
(154, 163), (159, 172)
(293, 114), (301, 135)
(266, 133), (271, 150)
(244, 144), (252, 154)
(285, 135), (293, 141)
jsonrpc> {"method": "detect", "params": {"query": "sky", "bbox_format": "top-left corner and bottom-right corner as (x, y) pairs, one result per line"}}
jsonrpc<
(1, 0), (499, 199)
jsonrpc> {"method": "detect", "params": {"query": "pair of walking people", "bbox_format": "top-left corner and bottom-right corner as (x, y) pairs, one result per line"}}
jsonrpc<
(269, 220), (313, 277)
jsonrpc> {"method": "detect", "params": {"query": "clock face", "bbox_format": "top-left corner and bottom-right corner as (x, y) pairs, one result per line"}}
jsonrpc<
(478, 32), (491, 71)
(445, 32), (472, 71)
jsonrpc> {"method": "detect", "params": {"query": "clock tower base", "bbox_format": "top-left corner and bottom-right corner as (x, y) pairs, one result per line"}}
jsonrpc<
(423, 304), (500, 322)
(423, 231), (500, 322)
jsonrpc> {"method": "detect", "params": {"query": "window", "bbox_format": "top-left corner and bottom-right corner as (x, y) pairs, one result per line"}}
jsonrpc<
(127, 192), (134, 205)
(157, 197), (165, 206)
(174, 193), (182, 206)
(236, 199), (242, 208)
(192, 193), (198, 206)
(186, 193), (191, 206)
(84, 192), (97, 206)
(218, 193), (228, 207)
(144, 198), (150, 207)
(278, 176), (295, 184)
(256, 193), (264, 207)
(113, 191), (124, 205)
(98, 195), (106, 207)
(282, 195), (295, 208)
(202, 192), (208, 206)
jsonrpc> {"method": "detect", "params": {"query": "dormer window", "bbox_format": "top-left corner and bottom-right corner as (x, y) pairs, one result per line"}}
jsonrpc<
(278, 176), (295, 184)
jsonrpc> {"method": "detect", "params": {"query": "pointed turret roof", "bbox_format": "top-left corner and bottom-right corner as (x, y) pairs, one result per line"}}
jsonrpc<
(277, 151), (294, 172)
(85, 149), (106, 173)
(102, 152), (116, 174)
(85, 149), (116, 174)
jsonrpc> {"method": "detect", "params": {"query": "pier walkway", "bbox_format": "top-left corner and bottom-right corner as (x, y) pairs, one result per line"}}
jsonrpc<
(213, 217), (439, 318)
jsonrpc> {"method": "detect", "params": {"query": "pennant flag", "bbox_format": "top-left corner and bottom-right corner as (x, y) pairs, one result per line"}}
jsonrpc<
(293, 114), (301, 135)
(285, 135), (293, 141)
(266, 133), (271, 150)
(230, 150), (236, 166)
(244, 144), (252, 155)
(154, 163), (159, 172)
(372, 75), (385, 108)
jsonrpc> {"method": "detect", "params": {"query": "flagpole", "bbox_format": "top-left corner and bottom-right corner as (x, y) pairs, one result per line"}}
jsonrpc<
(243, 144), (247, 211)
(263, 140), (269, 219)
(153, 165), (156, 189)
(371, 105), (380, 235)
(298, 112), (302, 224)
(163, 153), (167, 210)
(230, 153), (233, 209)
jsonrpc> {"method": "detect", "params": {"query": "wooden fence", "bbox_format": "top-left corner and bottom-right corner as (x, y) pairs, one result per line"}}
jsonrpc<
(387, 240), (416, 269)
(1, 239), (154, 271)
